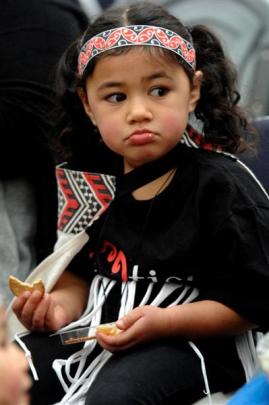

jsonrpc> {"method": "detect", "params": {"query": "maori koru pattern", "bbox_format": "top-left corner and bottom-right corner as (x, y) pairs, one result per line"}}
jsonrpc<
(78, 25), (196, 76)
(56, 167), (116, 234)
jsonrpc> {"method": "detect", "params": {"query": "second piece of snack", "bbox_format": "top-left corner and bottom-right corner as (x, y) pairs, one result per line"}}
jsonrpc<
(61, 323), (121, 345)
(96, 323), (121, 336)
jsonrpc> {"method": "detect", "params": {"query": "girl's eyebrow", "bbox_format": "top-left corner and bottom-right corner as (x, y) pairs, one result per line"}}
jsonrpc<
(144, 71), (173, 82)
(97, 71), (173, 91)
(97, 81), (123, 91)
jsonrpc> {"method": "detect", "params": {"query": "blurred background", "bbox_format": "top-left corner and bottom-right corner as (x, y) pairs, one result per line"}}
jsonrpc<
(79, 0), (269, 120)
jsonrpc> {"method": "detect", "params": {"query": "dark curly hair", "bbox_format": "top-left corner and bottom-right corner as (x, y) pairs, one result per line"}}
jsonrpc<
(52, 1), (252, 171)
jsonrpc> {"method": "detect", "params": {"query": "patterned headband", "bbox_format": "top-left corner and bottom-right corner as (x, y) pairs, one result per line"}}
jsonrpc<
(78, 25), (196, 77)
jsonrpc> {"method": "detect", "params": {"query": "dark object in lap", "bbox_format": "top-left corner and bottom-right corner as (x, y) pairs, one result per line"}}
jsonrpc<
(22, 332), (84, 405)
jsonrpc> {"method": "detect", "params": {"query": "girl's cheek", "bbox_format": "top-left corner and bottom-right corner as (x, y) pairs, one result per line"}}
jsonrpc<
(98, 121), (121, 143)
(162, 113), (188, 134)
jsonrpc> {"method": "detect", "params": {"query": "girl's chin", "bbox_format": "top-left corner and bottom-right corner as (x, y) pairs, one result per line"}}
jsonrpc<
(124, 151), (164, 170)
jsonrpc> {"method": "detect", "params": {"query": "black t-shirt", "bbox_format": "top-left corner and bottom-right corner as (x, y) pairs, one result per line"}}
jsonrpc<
(67, 144), (269, 385)
(69, 144), (269, 329)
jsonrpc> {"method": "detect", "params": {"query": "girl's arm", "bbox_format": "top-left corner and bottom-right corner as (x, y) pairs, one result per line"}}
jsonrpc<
(96, 300), (255, 352)
(163, 300), (255, 338)
(12, 270), (89, 332)
(50, 270), (90, 323)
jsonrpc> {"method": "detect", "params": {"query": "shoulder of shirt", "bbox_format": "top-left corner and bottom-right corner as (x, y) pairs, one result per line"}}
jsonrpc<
(180, 126), (239, 171)
(182, 145), (268, 197)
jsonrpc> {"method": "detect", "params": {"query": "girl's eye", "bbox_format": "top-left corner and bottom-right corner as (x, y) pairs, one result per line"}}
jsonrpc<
(150, 87), (169, 97)
(106, 93), (126, 103)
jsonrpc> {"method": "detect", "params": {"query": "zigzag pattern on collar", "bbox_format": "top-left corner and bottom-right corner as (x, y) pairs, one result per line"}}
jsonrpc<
(56, 166), (116, 234)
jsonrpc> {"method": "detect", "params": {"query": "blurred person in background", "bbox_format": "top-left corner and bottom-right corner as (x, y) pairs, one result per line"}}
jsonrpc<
(0, 304), (31, 404)
(0, 0), (88, 304)
(79, 0), (117, 17)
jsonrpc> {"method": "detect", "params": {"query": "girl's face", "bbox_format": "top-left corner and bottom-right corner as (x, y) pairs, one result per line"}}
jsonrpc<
(79, 47), (202, 172)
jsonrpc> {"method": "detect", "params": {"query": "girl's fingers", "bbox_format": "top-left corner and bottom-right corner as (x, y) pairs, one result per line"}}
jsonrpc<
(116, 307), (143, 330)
(97, 335), (137, 352)
(19, 291), (44, 328)
(96, 325), (139, 351)
(12, 291), (31, 317)
(31, 294), (51, 330)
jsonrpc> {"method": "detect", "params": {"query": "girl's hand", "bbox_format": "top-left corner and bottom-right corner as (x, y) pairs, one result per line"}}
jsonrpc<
(0, 343), (32, 405)
(12, 290), (67, 332)
(96, 305), (169, 352)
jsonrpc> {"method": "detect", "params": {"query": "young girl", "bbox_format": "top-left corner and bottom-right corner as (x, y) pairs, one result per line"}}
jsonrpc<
(10, 2), (269, 404)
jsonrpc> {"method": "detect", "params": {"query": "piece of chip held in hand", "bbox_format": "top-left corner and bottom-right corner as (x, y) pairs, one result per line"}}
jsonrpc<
(8, 275), (45, 297)
(96, 323), (121, 336)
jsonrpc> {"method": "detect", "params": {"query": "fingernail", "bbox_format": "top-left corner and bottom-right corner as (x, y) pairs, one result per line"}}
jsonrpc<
(116, 319), (124, 328)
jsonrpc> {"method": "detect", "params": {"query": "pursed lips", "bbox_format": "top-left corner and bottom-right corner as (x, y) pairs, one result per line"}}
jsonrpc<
(130, 128), (153, 136)
(127, 129), (155, 145)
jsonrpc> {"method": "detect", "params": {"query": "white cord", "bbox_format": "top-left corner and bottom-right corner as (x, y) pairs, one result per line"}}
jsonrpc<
(188, 341), (212, 405)
(14, 332), (39, 381)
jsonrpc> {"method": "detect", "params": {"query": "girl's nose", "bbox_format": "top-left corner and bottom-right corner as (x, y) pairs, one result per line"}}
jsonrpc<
(126, 98), (153, 123)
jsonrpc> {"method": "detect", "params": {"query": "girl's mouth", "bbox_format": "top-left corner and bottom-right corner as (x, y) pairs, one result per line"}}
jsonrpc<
(128, 132), (154, 145)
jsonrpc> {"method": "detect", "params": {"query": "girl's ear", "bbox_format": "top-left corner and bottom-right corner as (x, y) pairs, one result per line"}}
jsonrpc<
(189, 70), (203, 112)
(77, 88), (97, 126)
